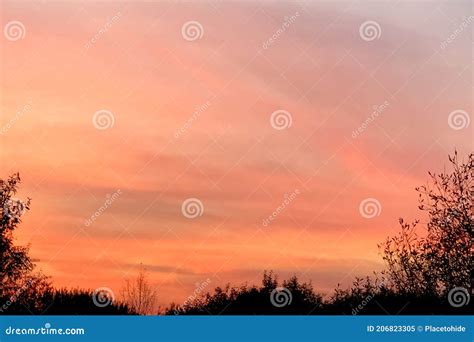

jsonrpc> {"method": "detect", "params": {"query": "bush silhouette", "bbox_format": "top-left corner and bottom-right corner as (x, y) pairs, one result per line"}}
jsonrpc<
(164, 152), (473, 315)
(1, 174), (34, 297)
(380, 152), (472, 298)
(1, 151), (472, 315)
(120, 266), (157, 315)
(0, 173), (135, 315)
(166, 271), (322, 315)
(164, 271), (472, 315)
(39, 288), (136, 315)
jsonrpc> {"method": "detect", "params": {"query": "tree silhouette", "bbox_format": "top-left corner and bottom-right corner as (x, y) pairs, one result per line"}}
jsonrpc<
(0, 173), (134, 315)
(0, 173), (45, 313)
(380, 152), (473, 297)
(166, 271), (322, 315)
(38, 288), (136, 315)
(0, 174), (32, 292)
(120, 266), (157, 315)
(164, 152), (473, 315)
(1, 151), (472, 315)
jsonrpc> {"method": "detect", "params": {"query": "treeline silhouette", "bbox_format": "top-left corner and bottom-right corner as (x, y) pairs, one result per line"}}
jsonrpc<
(2, 286), (136, 315)
(165, 271), (472, 315)
(1, 152), (472, 315)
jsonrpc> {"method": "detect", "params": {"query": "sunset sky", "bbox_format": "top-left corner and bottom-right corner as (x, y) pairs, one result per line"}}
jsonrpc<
(0, 0), (472, 306)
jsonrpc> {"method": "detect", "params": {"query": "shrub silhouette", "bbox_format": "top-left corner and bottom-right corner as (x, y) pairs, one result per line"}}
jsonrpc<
(0, 173), (134, 315)
(164, 271), (472, 315)
(1, 151), (472, 315)
(1, 174), (34, 296)
(0, 173), (50, 314)
(120, 266), (157, 315)
(165, 152), (473, 315)
(379, 151), (472, 298)
(166, 271), (322, 315)
(39, 288), (136, 315)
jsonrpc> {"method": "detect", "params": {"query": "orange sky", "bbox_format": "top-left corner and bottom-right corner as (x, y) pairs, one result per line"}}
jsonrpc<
(1, 0), (472, 306)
